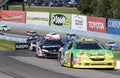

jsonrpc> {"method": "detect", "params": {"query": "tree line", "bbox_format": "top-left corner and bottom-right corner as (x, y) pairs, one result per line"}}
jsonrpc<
(77, 0), (120, 19)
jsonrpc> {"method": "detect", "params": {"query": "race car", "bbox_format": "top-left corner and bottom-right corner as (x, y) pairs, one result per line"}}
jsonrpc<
(58, 39), (116, 69)
(35, 37), (64, 58)
(0, 25), (11, 31)
(0, 32), (4, 35)
(28, 41), (37, 51)
(26, 31), (38, 36)
(63, 33), (83, 44)
(45, 32), (61, 40)
(105, 41), (118, 51)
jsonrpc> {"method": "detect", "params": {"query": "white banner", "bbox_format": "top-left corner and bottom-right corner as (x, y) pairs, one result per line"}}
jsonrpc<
(71, 14), (87, 31)
(26, 12), (50, 26)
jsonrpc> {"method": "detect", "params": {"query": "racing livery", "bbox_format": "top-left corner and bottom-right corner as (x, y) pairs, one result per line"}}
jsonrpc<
(105, 41), (118, 51)
(35, 37), (64, 58)
(0, 25), (11, 31)
(58, 39), (116, 69)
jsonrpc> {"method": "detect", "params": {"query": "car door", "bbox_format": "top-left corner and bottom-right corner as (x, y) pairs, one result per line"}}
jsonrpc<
(64, 42), (73, 64)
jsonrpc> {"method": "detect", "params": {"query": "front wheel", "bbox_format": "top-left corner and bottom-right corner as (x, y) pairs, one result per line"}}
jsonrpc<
(70, 54), (73, 68)
(59, 52), (64, 66)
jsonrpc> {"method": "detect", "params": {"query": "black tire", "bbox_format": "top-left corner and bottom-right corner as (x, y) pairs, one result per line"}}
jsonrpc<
(58, 52), (61, 61)
(107, 68), (115, 70)
(70, 54), (73, 68)
(45, 53), (49, 59)
(35, 54), (38, 58)
(59, 52), (64, 66)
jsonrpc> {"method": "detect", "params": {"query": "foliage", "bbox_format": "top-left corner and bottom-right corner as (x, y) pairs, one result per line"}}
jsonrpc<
(77, 0), (97, 15)
(8, 6), (80, 14)
(77, 0), (120, 19)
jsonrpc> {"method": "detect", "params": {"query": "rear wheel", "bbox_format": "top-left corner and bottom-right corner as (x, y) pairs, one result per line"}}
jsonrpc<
(35, 54), (38, 58)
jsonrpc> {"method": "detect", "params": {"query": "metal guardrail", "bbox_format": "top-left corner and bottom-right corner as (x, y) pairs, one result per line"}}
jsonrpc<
(0, 21), (120, 41)
(0, 35), (26, 43)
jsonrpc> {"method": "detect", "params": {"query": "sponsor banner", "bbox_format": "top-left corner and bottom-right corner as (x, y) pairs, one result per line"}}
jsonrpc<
(71, 14), (87, 31)
(107, 18), (120, 35)
(50, 13), (71, 28)
(1, 10), (26, 23)
(15, 43), (28, 50)
(87, 16), (106, 33)
(26, 12), (49, 26)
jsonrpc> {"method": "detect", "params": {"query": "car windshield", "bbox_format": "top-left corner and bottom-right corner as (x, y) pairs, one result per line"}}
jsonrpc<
(2, 26), (7, 27)
(74, 42), (104, 49)
(43, 39), (63, 46)
(107, 42), (115, 44)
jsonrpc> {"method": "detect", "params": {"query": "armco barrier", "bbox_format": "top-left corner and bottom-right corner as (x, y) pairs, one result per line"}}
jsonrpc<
(0, 21), (120, 41)
(0, 35), (26, 43)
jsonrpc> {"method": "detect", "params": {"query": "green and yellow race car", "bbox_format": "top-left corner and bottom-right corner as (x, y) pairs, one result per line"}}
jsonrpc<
(58, 39), (116, 69)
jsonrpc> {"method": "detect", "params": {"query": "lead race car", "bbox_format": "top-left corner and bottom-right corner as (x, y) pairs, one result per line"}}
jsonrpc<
(58, 39), (116, 69)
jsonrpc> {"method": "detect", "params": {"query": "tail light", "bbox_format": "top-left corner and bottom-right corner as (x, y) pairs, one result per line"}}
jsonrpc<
(55, 45), (61, 48)
(36, 51), (44, 54)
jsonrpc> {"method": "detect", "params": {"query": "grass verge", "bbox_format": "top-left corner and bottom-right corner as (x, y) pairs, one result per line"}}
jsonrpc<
(0, 39), (15, 51)
(9, 6), (80, 14)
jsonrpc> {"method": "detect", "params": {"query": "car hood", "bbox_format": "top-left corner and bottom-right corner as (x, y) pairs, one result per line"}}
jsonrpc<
(71, 49), (115, 57)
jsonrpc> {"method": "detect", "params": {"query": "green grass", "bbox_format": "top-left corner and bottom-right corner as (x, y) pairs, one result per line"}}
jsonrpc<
(0, 40), (15, 51)
(9, 6), (80, 14)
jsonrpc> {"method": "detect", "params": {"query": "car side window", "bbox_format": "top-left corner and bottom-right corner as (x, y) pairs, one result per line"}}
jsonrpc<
(68, 42), (73, 50)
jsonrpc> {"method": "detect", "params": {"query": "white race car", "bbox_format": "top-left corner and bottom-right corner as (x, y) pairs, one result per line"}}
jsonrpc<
(105, 41), (118, 50)
(45, 32), (60, 40)
(0, 25), (11, 31)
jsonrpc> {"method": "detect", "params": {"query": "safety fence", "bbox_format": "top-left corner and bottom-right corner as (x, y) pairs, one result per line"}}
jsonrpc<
(0, 33), (26, 43)
(0, 21), (120, 41)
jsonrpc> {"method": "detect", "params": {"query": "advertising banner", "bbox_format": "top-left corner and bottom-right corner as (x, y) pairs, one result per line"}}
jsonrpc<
(71, 14), (87, 31)
(15, 43), (28, 50)
(1, 10), (26, 23)
(26, 12), (49, 26)
(107, 18), (120, 35)
(87, 16), (106, 33)
(50, 13), (71, 28)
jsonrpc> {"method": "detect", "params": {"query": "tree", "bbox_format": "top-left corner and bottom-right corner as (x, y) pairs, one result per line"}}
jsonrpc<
(111, 0), (120, 19)
(95, 0), (110, 17)
(77, 0), (97, 15)
(77, 0), (120, 19)
(77, 0), (91, 14)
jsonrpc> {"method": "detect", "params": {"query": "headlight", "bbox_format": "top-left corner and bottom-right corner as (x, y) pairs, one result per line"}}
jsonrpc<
(106, 57), (114, 61)
(81, 57), (90, 61)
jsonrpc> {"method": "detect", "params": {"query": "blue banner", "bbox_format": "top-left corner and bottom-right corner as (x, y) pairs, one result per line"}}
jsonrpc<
(107, 18), (120, 35)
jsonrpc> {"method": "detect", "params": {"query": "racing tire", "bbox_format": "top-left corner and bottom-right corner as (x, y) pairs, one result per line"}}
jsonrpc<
(59, 52), (64, 66)
(35, 54), (38, 58)
(107, 68), (115, 70)
(45, 53), (50, 59)
(58, 52), (61, 61)
(70, 54), (73, 68)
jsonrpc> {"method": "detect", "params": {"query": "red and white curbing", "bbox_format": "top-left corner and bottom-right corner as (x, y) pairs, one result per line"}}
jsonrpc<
(115, 60), (120, 69)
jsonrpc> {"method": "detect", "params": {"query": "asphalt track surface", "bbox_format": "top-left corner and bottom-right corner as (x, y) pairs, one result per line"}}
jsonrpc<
(0, 26), (120, 78)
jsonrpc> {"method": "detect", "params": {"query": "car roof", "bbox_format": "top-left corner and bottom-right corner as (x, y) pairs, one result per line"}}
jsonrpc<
(73, 39), (98, 43)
